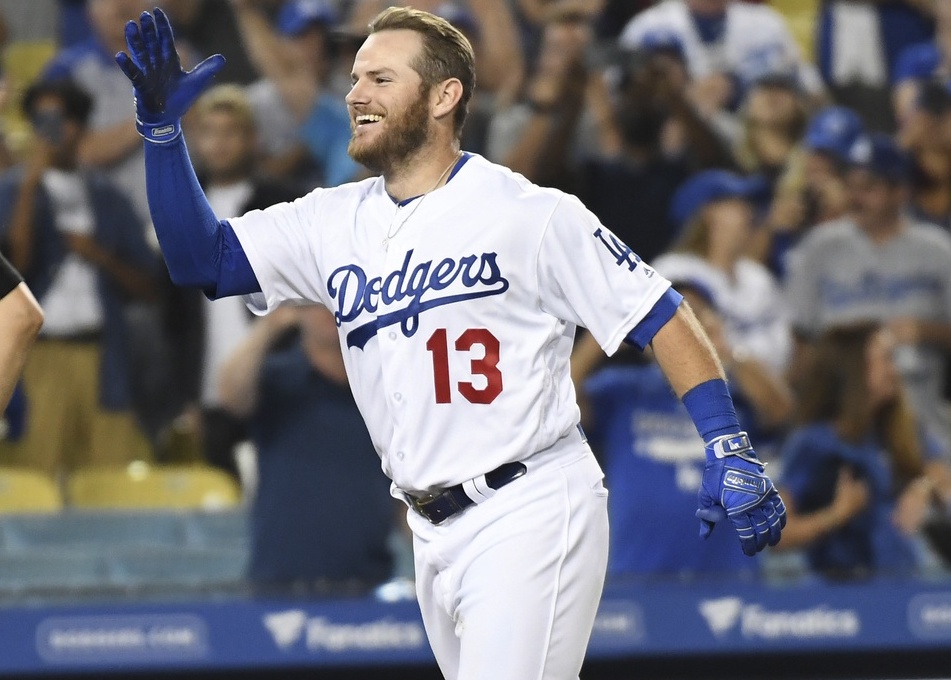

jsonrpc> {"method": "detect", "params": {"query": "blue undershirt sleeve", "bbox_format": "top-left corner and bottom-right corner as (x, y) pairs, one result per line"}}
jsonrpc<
(144, 136), (260, 298)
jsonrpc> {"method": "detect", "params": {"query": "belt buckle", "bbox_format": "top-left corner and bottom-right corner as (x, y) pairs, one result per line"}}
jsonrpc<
(408, 489), (463, 525)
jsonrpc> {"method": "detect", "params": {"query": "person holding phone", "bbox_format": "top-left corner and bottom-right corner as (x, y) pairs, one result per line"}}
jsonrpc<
(0, 79), (158, 476)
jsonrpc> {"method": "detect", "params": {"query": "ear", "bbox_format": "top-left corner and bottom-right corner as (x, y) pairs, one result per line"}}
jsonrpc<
(431, 78), (464, 123)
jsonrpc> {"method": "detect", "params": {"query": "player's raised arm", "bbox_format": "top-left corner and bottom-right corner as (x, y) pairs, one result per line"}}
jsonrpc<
(649, 300), (786, 556)
(115, 9), (258, 298)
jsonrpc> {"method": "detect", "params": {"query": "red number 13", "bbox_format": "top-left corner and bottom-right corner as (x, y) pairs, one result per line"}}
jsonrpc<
(425, 328), (503, 404)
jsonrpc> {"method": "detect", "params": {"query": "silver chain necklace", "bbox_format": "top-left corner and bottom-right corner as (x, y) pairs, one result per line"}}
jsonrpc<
(382, 152), (461, 251)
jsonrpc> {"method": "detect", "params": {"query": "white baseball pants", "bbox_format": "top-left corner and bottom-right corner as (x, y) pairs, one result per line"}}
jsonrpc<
(407, 439), (609, 680)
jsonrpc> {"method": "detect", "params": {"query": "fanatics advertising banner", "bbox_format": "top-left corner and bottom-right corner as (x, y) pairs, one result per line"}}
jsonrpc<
(0, 579), (950, 674)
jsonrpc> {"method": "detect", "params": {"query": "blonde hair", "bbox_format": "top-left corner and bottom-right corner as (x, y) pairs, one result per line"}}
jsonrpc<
(368, 6), (476, 138)
(670, 214), (710, 257)
(194, 84), (256, 133)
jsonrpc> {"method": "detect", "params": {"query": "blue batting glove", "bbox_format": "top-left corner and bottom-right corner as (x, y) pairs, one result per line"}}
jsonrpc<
(696, 432), (786, 556)
(115, 8), (225, 143)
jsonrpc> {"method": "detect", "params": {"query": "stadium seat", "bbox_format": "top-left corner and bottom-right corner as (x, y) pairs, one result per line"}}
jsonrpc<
(1, 39), (58, 153)
(0, 467), (63, 513)
(0, 511), (186, 551)
(66, 463), (242, 510)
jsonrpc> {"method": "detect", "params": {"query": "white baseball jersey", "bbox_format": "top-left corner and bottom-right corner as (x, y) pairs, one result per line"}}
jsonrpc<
(619, 0), (824, 95)
(228, 153), (672, 493)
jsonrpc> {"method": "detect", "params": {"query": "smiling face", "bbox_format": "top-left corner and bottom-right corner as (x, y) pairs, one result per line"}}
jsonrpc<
(346, 29), (435, 174)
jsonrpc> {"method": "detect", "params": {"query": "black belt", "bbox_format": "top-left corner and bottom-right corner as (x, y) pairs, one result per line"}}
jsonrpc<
(407, 462), (527, 525)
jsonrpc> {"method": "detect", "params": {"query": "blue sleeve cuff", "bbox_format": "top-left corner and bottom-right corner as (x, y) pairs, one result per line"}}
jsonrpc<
(682, 378), (741, 444)
(623, 286), (683, 351)
(212, 220), (261, 299)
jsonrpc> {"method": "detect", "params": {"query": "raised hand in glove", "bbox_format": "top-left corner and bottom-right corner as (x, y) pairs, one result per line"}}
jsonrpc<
(696, 432), (786, 556)
(115, 8), (225, 143)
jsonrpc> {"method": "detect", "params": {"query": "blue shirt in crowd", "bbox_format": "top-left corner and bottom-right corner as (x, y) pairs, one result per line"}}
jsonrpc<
(584, 363), (758, 579)
(779, 423), (942, 577)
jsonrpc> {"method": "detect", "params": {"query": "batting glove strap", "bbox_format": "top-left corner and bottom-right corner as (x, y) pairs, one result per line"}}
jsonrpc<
(134, 113), (182, 144)
(706, 431), (762, 465)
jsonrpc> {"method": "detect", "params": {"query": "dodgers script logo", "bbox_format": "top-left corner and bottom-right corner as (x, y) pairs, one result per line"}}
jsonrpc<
(328, 249), (510, 349)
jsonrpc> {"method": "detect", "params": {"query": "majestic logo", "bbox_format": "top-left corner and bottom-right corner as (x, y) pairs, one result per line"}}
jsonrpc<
(328, 249), (510, 349)
(263, 610), (308, 649)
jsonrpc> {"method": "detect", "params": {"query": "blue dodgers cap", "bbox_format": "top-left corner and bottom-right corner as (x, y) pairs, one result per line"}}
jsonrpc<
(669, 170), (762, 228)
(277, 0), (338, 36)
(847, 132), (912, 183)
(803, 106), (865, 161)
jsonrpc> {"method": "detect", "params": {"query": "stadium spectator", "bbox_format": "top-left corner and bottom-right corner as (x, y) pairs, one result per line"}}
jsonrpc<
(753, 105), (865, 277)
(619, 0), (824, 141)
(42, 0), (193, 445)
(485, 1), (593, 190)
(895, 78), (951, 230)
(776, 323), (951, 579)
(733, 74), (809, 179)
(572, 279), (793, 579)
(217, 304), (395, 592)
(42, 0), (199, 224)
(653, 169), (793, 374)
(233, 0), (359, 187)
(784, 132), (951, 451)
(0, 79), (157, 476)
(892, 0), (951, 129)
(515, 0), (605, 28)
(576, 37), (733, 264)
(168, 83), (306, 476)
(816, 0), (934, 132)
(161, 0), (259, 86)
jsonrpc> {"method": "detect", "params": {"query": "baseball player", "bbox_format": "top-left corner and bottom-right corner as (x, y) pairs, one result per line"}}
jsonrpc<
(117, 8), (785, 679)
(0, 253), (43, 411)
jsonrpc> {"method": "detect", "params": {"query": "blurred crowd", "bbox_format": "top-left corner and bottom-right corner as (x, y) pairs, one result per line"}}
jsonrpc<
(3, 0), (951, 592)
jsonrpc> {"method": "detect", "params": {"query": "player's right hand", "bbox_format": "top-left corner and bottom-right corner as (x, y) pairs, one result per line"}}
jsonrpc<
(695, 432), (786, 556)
(115, 8), (225, 144)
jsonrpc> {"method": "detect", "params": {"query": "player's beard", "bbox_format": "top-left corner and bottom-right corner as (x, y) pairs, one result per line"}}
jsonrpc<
(348, 86), (431, 174)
